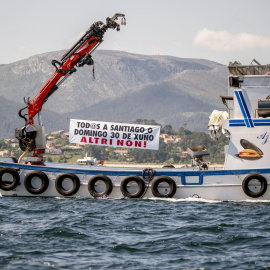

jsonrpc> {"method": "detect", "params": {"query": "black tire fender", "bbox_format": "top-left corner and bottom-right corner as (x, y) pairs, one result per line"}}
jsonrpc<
(120, 176), (145, 198)
(0, 167), (20, 191)
(55, 173), (80, 196)
(242, 174), (267, 198)
(151, 176), (176, 198)
(24, 170), (49, 195)
(88, 175), (113, 197)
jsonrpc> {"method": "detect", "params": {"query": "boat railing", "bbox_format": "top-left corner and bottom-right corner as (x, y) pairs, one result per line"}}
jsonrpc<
(228, 59), (270, 76)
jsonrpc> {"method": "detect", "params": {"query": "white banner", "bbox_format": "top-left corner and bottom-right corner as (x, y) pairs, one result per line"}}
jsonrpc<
(69, 119), (160, 150)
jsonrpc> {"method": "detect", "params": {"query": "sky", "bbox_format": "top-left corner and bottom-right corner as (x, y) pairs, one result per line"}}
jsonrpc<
(1, 0), (270, 65)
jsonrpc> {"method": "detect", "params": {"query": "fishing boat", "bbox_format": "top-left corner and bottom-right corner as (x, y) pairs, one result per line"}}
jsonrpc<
(1, 60), (270, 200)
(1, 13), (270, 200)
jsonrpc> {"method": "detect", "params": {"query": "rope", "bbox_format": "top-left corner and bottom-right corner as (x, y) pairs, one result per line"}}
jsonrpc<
(18, 139), (33, 164)
(140, 168), (156, 198)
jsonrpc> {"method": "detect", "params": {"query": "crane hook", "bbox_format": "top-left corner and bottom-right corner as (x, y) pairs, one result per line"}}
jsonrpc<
(121, 17), (126, 25)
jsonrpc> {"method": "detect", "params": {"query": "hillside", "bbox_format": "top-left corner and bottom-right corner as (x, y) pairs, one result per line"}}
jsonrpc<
(0, 50), (229, 138)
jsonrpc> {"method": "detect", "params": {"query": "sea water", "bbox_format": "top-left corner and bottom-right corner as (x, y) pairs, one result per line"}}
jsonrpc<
(0, 197), (270, 269)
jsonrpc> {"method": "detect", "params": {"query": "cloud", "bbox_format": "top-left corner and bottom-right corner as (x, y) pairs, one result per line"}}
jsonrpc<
(194, 29), (270, 52)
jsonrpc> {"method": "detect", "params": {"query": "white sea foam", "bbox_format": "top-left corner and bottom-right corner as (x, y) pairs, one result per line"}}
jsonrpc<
(232, 199), (270, 203)
(146, 196), (222, 203)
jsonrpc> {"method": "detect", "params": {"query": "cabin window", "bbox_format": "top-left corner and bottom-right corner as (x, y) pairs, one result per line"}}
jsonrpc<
(229, 76), (243, 88)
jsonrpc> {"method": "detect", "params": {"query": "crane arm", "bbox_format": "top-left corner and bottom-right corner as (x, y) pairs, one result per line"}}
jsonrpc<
(15, 13), (126, 165)
(26, 13), (126, 124)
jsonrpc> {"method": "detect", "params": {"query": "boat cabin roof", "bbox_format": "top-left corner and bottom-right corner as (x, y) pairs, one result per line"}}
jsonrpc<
(228, 59), (270, 76)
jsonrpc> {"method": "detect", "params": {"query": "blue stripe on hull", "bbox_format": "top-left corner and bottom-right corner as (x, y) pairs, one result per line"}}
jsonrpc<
(229, 123), (246, 127)
(254, 123), (270, 126)
(253, 119), (270, 123)
(229, 119), (270, 127)
(229, 119), (245, 127)
(238, 91), (254, 127)
(235, 91), (250, 127)
(234, 91), (255, 128)
(1, 162), (270, 186)
(230, 120), (245, 123)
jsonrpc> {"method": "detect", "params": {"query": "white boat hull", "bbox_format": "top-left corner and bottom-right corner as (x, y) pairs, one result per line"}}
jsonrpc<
(0, 161), (269, 201)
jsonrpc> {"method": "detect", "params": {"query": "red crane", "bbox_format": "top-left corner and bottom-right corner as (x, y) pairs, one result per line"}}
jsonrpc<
(15, 13), (126, 165)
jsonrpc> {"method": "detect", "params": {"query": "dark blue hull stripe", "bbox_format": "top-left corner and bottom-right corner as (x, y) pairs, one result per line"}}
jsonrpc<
(229, 123), (246, 127)
(235, 91), (254, 128)
(253, 119), (270, 123)
(230, 120), (245, 123)
(229, 119), (270, 127)
(235, 91), (250, 127)
(238, 91), (254, 127)
(254, 123), (270, 126)
(1, 162), (270, 186)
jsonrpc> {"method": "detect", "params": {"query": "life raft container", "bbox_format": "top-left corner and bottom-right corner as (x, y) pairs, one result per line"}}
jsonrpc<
(0, 167), (20, 191)
(24, 170), (49, 195)
(55, 173), (80, 196)
(151, 176), (176, 198)
(88, 175), (113, 197)
(242, 174), (267, 198)
(120, 176), (145, 198)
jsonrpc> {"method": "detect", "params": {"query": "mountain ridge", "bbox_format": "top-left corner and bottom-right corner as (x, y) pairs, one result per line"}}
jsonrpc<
(0, 50), (228, 138)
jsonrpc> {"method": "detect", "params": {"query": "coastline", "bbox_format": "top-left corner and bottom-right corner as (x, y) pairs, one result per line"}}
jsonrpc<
(103, 162), (223, 168)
